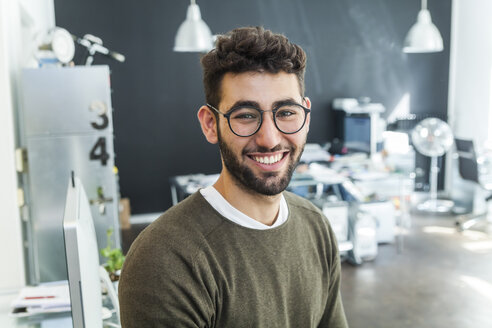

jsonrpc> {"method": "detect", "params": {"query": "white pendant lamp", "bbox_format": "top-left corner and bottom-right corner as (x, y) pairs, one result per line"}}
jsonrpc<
(174, 0), (214, 52)
(403, 0), (443, 53)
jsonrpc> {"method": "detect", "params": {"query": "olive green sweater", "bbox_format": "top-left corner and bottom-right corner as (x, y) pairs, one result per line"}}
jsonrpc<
(119, 191), (348, 328)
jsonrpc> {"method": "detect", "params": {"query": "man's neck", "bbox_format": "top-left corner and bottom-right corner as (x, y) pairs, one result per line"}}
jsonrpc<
(213, 172), (282, 226)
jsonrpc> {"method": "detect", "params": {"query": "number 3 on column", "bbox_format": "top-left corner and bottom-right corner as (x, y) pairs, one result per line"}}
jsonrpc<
(89, 100), (110, 166)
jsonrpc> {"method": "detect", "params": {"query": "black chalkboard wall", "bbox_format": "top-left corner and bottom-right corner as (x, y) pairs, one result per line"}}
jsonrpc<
(54, 0), (451, 214)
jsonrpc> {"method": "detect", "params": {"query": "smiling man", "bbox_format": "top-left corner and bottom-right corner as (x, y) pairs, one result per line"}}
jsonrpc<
(119, 26), (348, 328)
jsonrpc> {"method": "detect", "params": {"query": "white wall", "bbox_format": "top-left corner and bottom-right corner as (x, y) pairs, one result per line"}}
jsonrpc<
(448, 0), (492, 148)
(0, 0), (55, 291)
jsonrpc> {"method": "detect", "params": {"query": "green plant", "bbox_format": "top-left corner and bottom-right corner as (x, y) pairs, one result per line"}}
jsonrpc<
(100, 228), (125, 281)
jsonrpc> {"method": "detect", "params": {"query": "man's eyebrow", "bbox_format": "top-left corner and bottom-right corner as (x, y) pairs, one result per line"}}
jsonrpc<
(272, 97), (302, 108)
(227, 100), (260, 113)
(227, 98), (302, 113)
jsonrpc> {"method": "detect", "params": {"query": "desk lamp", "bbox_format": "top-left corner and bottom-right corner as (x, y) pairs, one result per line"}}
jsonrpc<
(174, 0), (214, 52)
(403, 0), (443, 53)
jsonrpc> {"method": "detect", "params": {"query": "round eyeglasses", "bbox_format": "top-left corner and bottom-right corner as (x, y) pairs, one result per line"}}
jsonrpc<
(206, 102), (311, 137)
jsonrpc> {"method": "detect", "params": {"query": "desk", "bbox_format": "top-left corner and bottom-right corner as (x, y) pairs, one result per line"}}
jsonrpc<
(0, 292), (70, 328)
(354, 172), (414, 254)
(0, 292), (119, 328)
(170, 174), (219, 205)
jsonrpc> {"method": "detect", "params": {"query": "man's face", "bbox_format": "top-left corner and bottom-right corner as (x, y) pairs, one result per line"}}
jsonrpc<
(216, 71), (310, 196)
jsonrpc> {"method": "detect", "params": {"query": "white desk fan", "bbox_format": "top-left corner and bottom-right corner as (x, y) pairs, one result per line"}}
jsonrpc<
(411, 118), (454, 212)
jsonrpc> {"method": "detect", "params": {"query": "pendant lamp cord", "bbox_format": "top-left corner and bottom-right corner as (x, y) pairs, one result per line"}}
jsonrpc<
(421, 0), (427, 10)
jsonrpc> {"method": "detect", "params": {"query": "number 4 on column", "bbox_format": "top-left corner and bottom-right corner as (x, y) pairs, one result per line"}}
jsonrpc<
(90, 137), (110, 166)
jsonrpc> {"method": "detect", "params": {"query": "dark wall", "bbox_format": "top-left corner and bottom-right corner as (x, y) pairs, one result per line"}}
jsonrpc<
(54, 0), (452, 213)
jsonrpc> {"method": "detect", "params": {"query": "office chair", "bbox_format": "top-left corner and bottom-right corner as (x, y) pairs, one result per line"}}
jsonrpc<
(454, 138), (492, 230)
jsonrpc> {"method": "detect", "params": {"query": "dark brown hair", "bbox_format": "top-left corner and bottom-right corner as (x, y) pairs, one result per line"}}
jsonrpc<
(200, 26), (307, 108)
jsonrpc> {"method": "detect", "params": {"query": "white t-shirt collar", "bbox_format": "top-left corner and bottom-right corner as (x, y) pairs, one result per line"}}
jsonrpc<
(199, 186), (288, 230)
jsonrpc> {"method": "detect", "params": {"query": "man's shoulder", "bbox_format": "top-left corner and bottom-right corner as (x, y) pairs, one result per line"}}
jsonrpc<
(126, 192), (224, 261)
(283, 191), (324, 216)
(283, 191), (335, 237)
(283, 191), (341, 262)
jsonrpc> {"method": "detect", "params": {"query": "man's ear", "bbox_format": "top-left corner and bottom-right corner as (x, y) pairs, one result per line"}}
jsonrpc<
(197, 105), (219, 144)
(303, 97), (311, 133)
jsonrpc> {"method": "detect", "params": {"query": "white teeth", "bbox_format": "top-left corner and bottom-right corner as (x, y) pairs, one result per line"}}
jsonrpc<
(253, 154), (282, 165)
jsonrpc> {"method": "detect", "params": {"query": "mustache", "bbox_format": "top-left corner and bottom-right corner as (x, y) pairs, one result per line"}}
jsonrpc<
(242, 144), (294, 154)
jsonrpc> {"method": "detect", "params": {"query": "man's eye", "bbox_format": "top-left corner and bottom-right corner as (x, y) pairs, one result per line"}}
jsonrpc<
(277, 110), (294, 117)
(276, 108), (298, 118)
(231, 110), (259, 120)
(236, 114), (256, 119)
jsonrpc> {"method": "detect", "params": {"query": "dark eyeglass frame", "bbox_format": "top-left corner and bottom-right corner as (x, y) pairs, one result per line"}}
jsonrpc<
(206, 101), (311, 137)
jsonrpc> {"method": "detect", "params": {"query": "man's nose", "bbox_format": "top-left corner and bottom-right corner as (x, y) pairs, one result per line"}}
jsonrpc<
(254, 113), (281, 149)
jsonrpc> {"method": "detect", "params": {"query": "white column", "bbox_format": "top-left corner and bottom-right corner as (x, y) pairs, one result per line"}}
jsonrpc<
(0, 0), (24, 291)
(448, 0), (492, 145)
(446, 0), (492, 193)
(0, 0), (55, 291)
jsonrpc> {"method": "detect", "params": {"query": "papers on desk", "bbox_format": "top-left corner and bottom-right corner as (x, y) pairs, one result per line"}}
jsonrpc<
(307, 163), (346, 184)
(177, 173), (220, 194)
(10, 281), (71, 317)
(351, 171), (390, 181)
(300, 144), (331, 163)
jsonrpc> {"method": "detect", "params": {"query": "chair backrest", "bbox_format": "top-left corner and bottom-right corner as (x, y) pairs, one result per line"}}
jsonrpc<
(455, 138), (479, 183)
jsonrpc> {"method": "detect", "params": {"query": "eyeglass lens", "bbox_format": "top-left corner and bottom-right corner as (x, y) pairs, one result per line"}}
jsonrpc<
(228, 104), (306, 136)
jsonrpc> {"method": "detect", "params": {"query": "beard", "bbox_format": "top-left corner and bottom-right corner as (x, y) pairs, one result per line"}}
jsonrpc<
(217, 128), (305, 196)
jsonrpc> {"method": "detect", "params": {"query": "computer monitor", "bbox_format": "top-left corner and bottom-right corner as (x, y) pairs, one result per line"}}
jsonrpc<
(344, 115), (372, 153)
(63, 174), (103, 327)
